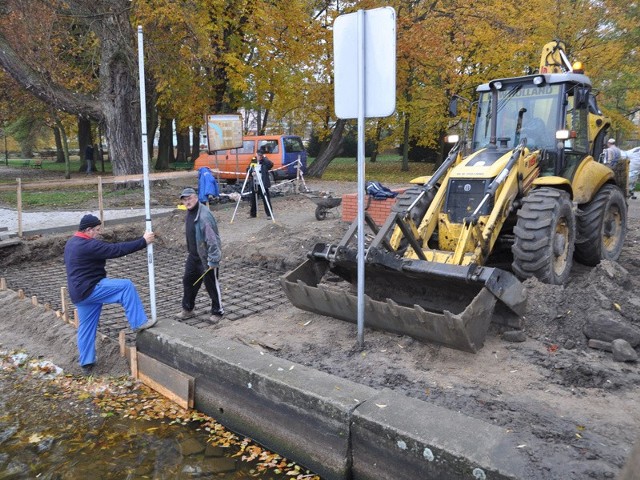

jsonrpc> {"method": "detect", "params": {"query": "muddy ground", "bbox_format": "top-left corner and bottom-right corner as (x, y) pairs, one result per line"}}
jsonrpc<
(1, 166), (640, 478)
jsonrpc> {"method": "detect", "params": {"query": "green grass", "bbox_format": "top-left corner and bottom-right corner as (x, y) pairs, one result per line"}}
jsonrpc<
(0, 187), (131, 208)
(0, 157), (112, 177)
(316, 155), (435, 182)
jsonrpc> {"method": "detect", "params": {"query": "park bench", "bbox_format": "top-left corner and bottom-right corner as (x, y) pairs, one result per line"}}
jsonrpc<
(31, 159), (42, 168)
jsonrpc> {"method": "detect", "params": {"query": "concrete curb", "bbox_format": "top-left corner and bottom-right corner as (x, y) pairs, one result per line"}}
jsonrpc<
(352, 390), (528, 479)
(137, 320), (530, 479)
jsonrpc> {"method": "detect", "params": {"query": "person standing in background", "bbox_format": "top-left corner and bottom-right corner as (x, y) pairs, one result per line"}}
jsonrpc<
(605, 138), (622, 167)
(84, 144), (94, 174)
(249, 148), (274, 218)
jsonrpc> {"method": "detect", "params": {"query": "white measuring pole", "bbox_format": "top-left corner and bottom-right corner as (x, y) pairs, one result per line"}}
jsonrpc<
(137, 26), (157, 321)
(356, 10), (365, 347)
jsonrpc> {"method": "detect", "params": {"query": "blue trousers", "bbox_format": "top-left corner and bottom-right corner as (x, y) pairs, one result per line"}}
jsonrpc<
(75, 278), (147, 367)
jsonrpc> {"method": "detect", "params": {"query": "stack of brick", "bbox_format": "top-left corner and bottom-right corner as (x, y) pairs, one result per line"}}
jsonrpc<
(341, 189), (405, 226)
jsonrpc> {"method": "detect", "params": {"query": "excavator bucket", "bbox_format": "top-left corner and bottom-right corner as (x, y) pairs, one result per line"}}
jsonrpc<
(281, 247), (526, 353)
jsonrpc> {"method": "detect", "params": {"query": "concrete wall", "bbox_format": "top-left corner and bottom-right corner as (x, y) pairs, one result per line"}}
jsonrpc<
(138, 320), (531, 480)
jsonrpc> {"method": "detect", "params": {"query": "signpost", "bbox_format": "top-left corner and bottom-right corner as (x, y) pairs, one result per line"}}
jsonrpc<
(205, 114), (243, 152)
(333, 7), (396, 347)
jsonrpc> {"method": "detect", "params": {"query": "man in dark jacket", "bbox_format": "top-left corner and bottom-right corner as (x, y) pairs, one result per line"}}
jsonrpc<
(249, 149), (274, 218)
(176, 188), (224, 323)
(64, 214), (156, 374)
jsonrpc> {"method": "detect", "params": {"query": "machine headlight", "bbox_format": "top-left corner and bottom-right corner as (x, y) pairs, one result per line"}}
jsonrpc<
(533, 76), (545, 85)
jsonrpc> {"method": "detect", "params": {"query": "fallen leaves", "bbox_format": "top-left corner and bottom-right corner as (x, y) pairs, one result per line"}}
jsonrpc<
(1, 350), (322, 479)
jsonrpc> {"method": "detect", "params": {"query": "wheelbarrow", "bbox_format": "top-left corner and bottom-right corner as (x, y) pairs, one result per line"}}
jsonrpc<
(306, 193), (342, 220)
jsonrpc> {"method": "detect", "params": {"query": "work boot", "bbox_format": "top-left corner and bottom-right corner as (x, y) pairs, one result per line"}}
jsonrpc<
(134, 317), (157, 332)
(80, 363), (95, 376)
(175, 309), (195, 320)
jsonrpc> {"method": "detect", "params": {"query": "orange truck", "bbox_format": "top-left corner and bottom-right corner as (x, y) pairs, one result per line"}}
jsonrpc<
(194, 134), (308, 183)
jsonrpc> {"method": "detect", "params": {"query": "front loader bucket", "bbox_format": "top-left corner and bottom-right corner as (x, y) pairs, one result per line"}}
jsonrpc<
(281, 257), (526, 353)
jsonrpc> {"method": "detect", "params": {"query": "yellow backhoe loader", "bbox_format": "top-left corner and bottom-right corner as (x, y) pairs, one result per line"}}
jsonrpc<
(282, 41), (628, 352)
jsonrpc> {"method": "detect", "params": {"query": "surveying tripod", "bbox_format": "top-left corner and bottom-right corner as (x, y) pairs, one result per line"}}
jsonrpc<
(230, 160), (275, 223)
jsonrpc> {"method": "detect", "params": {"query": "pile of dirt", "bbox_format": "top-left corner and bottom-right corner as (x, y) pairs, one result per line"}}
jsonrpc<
(0, 290), (129, 376)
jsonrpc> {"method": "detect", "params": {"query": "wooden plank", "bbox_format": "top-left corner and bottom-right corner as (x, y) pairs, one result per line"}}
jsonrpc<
(136, 352), (194, 409)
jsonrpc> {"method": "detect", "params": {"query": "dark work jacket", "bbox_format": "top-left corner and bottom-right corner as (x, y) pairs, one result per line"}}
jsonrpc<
(250, 157), (274, 191)
(64, 232), (147, 303)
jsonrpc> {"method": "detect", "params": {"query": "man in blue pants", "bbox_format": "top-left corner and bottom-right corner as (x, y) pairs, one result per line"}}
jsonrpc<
(64, 214), (156, 375)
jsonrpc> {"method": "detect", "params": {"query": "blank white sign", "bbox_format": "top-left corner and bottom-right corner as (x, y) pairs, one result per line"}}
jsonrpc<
(333, 7), (396, 119)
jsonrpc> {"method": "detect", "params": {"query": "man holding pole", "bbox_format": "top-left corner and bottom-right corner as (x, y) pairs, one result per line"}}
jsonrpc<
(176, 188), (224, 323)
(64, 214), (156, 375)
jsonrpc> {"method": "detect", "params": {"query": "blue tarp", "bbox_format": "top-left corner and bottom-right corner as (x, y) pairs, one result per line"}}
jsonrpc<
(198, 167), (219, 202)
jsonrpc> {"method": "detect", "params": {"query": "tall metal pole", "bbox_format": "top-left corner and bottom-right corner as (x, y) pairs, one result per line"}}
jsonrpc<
(356, 9), (365, 348)
(137, 26), (157, 321)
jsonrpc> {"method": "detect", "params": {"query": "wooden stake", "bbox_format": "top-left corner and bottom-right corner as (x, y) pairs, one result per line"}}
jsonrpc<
(31, 295), (38, 306)
(73, 308), (79, 328)
(60, 287), (69, 323)
(44, 303), (51, 311)
(17, 289), (24, 299)
(130, 346), (138, 379)
(119, 331), (126, 357)
(0, 278), (6, 290)
(17, 178), (22, 238)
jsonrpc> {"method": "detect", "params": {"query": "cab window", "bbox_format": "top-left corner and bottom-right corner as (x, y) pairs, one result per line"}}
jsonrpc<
(258, 140), (279, 154)
(284, 137), (305, 153)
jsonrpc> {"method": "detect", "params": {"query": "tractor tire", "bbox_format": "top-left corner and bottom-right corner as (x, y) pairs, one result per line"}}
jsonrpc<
(392, 185), (438, 227)
(512, 188), (575, 285)
(574, 184), (627, 266)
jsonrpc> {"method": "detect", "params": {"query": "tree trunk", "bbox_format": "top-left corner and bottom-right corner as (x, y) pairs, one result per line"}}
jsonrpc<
(53, 113), (71, 179)
(53, 126), (64, 163)
(402, 113), (410, 171)
(306, 119), (347, 178)
(155, 117), (173, 170)
(175, 130), (190, 162)
(191, 126), (201, 161)
(77, 117), (93, 172)
(370, 120), (383, 163)
(0, 1), (141, 175)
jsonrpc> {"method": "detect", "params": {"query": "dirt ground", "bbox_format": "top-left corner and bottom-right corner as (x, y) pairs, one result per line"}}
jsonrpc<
(1, 166), (640, 478)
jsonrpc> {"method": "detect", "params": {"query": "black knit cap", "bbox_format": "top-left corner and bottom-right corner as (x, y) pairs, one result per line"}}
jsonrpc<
(79, 214), (101, 231)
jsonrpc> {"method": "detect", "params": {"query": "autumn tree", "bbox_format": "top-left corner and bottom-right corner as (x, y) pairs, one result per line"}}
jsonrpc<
(0, 0), (142, 175)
